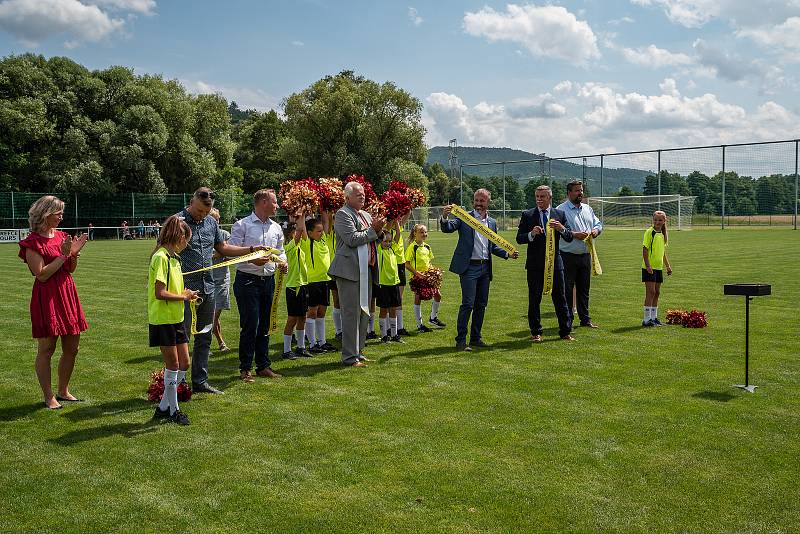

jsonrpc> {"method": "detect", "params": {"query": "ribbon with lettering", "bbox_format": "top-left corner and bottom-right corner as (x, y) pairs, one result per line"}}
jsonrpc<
(584, 234), (603, 276)
(449, 204), (517, 255)
(181, 248), (280, 276)
(268, 262), (286, 335)
(189, 297), (212, 335)
(543, 224), (556, 295)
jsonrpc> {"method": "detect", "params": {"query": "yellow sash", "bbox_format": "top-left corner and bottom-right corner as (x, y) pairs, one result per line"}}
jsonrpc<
(181, 248), (280, 276)
(268, 266), (286, 335)
(449, 205), (517, 255)
(543, 224), (555, 295)
(189, 297), (211, 335)
(584, 234), (602, 276)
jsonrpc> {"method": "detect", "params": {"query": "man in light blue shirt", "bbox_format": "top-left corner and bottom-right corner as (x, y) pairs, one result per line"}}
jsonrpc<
(556, 180), (602, 329)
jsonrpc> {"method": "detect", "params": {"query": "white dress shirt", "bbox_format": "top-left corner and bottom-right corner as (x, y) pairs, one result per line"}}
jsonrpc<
(471, 211), (490, 260)
(555, 200), (602, 254)
(528, 207), (551, 241)
(229, 212), (286, 276)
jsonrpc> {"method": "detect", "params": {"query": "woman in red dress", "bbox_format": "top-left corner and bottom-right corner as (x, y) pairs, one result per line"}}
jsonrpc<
(18, 196), (88, 409)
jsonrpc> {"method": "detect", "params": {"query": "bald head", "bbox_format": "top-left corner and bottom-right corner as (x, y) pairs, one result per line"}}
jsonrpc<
(344, 181), (365, 210)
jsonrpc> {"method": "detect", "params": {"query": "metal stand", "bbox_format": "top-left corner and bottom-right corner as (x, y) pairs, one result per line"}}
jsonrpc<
(733, 296), (757, 393)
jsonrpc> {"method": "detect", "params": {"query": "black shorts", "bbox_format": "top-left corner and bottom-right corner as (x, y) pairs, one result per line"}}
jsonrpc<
(375, 284), (402, 309)
(149, 322), (189, 348)
(286, 286), (309, 317)
(307, 281), (330, 307)
(328, 279), (338, 292)
(642, 268), (664, 283)
(397, 264), (407, 286)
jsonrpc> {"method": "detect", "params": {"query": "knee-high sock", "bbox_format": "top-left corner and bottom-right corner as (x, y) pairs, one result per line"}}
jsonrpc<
(283, 334), (292, 353)
(431, 300), (440, 319)
(305, 318), (316, 346)
(391, 316), (398, 337)
(396, 307), (404, 329)
(379, 317), (388, 337)
(315, 318), (326, 344)
(332, 308), (342, 334)
(163, 368), (179, 415)
(296, 328), (306, 348)
(367, 313), (375, 333)
(414, 304), (422, 326)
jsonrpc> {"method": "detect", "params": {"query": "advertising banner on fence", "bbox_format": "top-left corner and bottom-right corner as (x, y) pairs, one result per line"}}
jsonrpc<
(0, 229), (29, 243)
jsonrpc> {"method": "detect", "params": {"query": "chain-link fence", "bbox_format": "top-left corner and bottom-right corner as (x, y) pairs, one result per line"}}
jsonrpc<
(457, 139), (799, 229)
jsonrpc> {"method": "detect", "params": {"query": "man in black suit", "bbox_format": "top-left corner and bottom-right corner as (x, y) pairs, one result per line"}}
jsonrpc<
(516, 185), (575, 342)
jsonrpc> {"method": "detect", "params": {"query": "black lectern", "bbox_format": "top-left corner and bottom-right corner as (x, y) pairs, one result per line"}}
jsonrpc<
(723, 284), (771, 393)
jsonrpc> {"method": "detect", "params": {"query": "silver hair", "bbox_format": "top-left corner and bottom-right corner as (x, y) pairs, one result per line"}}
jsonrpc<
(474, 188), (491, 199)
(344, 181), (364, 196)
(535, 184), (552, 196)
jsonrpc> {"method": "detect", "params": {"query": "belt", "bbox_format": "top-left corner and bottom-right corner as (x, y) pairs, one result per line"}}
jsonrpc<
(237, 271), (274, 279)
(469, 259), (490, 265)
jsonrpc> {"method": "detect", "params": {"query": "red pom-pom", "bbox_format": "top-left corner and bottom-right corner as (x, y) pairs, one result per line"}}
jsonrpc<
(683, 309), (708, 328)
(366, 199), (386, 219)
(280, 178), (320, 215)
(345, 174), (377, 207)
(388, 180), (409, 194)
(380, 189), (413, 220)
(407, 187), (426, 208)
(409, 266), (443, 300)
(147, 368), (193, 402)
(666, 309), (688, 325)
(318, 177), (345, 212)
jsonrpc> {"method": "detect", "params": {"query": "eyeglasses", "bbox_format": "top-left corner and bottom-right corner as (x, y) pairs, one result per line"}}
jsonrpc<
(195, 190), (215, 200)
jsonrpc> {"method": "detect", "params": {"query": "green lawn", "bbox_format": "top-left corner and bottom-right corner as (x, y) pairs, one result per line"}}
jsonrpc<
(1, 229), (798, 532)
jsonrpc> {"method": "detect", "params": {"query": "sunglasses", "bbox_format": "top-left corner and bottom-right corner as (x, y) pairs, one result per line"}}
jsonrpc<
(196, 191), (216, 200)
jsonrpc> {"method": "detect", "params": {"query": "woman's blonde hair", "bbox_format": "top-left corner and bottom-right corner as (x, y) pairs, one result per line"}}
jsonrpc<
(28, 195), (64, 232)
(152, 215), (191, 256)
(408, 224), (427, 245)
(653, 210), (668, 244)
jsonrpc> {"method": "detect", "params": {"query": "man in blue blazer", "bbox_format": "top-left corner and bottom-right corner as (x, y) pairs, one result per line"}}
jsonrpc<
(441, 189), (519, 351)
(515, 184), (575, 342)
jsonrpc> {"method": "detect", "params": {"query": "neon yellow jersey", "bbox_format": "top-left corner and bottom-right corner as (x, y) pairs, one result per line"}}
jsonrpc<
(148, 247), (185, 325)
(301, 233), (331, 283)
(405, 241), (434, 272)
(641, 226), (667, 270)
(285, 237), (309, 288)
(378, 244), (400, 286)
(392, 227), (404, 264)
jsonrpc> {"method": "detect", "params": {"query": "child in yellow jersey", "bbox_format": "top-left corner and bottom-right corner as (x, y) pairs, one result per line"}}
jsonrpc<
(148, 215), (198, 426)
(376, 220), (405, 343)
(302, 212), (336, 353)
(393, 214), (410, 336)
(282, 213), (311, 359)
(405, 224), (445, 333)
(641, 210), (672, 327)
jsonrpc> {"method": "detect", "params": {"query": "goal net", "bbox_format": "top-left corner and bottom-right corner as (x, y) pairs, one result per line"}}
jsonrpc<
(587, 195), (696, 229)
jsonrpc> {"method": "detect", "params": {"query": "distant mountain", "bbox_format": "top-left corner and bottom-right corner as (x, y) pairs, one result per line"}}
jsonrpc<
(426, 146), (653, 195)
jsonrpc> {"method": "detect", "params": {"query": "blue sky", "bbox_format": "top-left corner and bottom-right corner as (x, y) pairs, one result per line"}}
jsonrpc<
(1, 0), (798, 157)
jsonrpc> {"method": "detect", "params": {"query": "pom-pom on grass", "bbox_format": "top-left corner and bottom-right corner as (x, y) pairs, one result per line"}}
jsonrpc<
(409, 266), (443, 301)
(666, 309), (688, 325)
(280, 178), (320, 215)
(665, 308), (707, 328)
(318, 177), (345, 212)
(147, 369), (192, 403)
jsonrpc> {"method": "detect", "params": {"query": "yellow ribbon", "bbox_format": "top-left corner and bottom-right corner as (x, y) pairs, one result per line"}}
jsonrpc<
(543, 224), (555, 295)
(189, 297), (211, 335)
(269, 266), (286, 335)
(449, 205), (517, 255)
(181, 248), (280, 276)
(584, 234), (603, 276)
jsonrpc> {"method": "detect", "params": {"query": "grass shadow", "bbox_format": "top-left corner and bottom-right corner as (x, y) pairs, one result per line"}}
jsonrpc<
(125, 353), (162, 365)
(692, 390), (737, 403)
(0, 402), (45, 422)
(49, 421), (160, 446)
(611, 325), (647, 334)
(277, 360), (348, 377)
(62, 397), (151, 422)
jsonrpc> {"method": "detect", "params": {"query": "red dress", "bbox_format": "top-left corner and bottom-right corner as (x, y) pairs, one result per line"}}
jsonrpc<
(18, 231), (88, 338)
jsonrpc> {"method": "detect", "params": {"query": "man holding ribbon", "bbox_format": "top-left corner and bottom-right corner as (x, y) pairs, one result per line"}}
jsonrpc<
(229, 189), (288, 383)
(176, 187), (269, 394)
(556, 180), (602, 330)
(516, 185), (574, 343)
(441, 189), (518, 352)
(328, 181), (386, 367)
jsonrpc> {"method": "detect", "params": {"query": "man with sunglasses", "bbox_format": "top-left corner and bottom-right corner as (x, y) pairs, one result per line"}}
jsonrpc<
(175, 187), (268, 394)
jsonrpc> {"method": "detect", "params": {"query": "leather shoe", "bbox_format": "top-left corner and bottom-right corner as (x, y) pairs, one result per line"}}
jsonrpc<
(357, 355), (374, 362)
(240, 371), (255, 383)
(348, 361), (368, 368)
(580, 322), (599, 329)
(469, 339), (490, 348)
(530, 335), (543, 343)
(456, 343), (473, 352)
(257, 368), (282, 378)
(561, 335), (576, 341)
(193, 383), (223, 394)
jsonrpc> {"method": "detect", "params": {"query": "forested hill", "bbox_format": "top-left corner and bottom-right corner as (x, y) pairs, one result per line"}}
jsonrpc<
(427, 146), (653, 194)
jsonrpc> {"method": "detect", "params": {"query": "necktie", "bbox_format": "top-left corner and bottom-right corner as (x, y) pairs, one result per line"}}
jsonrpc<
(358, 212), (376, 266)
(541, 209), (548, 229)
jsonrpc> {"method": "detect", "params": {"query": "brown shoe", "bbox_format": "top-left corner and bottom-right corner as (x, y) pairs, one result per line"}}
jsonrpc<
(580, 322), (599, 329)
(561, 335), (576, 341)
(530, 335), (543, 343)
(240, 371), (255, 383)
(349, 361), (368, 368)
(257, 368), (282, 378)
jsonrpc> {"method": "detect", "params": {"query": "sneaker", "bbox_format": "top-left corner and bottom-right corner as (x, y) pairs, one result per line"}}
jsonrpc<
(282, 351), (298, 360)
(417, 324), (433, 333)
(366, 331), (379, 340)
(642, 320), (654, 327)
(335, 332), (343, 341)
(429, 317), (447, 328)
(170, 410), (190, 426)
(652, 318), (664, 327)
(391, 335), (406, 344)
(381, 335), (391, 343)
(320, 342), (337, 352)
(397, 328), (410, 336)
(295, 348), (314, 358)
(310, 344), (326, 354)
(153, 406), (170, 420)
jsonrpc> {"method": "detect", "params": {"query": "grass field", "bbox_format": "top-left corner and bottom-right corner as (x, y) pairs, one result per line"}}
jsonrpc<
(1, 228), (799, 532)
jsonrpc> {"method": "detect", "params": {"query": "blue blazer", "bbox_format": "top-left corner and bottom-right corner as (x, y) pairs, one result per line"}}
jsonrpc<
(441, 210), (509, 281)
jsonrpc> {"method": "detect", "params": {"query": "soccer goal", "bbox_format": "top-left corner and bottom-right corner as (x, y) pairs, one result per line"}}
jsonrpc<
(587, 195), (696, 230)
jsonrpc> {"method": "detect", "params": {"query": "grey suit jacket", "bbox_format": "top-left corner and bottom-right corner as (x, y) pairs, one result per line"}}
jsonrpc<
(327, 205), (380, 282)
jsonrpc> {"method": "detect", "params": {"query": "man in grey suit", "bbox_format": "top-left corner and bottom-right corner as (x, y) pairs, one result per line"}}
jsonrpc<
(328, 181), (386, 367)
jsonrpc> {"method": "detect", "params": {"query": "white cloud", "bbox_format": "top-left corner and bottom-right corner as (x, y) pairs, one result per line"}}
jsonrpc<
(408, 6), (423, 26)
(620, 44), (694, 68)
(291, 40), (304, 47)
(553, 80), (574, 93)
(737, 16), (800, 51)
(181, 79), (279, 112)
(507, 93), (567, 119)
(632, 0), (800, 30)
(0, 0), (154, 47)
(609, 16), (635, 25)
(463, 4), (600, 65)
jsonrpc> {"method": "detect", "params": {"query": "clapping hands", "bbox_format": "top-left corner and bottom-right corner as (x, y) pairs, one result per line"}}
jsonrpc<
(60, 233), (88, 257)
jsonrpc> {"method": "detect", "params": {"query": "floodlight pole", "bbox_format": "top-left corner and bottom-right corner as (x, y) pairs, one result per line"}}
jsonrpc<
(502, 162), (506, 229)
(722, 146), (726, 230)
(794, 140), (798, 230)
(599, 155), (604, 223)
(657, 150), (662, 209)
(459, 166), (464, 207)
(10, 191), (14, 228)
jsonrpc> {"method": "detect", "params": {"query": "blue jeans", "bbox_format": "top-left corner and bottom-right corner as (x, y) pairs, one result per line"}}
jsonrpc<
(233, 272), (275, 372)
(456, 263), (491, 345)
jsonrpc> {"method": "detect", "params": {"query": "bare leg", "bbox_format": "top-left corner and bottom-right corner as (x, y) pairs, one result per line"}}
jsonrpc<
(35, 337), (59, 408)
(56, 334), (81, 400)
(213, 309), (226, 349)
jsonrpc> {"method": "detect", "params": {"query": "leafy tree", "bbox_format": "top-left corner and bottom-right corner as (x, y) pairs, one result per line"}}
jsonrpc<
(617, 185), (637, 196)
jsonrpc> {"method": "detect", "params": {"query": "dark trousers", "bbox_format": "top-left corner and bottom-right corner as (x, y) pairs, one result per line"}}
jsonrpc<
(456, 263), (491, 345)
(183, 290), (215, 387)
(233, 272), (275, 372)
(526, 268), (572, 338)
(561, 251), (592, 325)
